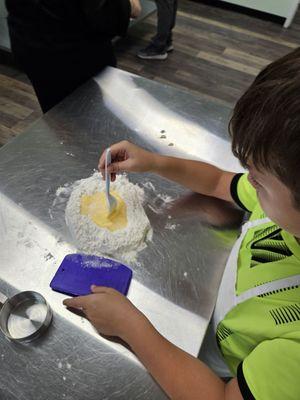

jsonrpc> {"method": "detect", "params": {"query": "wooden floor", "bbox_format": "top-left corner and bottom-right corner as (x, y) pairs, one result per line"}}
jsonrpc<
(0, 0), (300, 146)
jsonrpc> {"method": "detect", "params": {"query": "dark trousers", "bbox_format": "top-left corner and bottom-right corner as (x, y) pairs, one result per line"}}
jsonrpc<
(152, 0), (178, 49)
(9, 33), (116, 113)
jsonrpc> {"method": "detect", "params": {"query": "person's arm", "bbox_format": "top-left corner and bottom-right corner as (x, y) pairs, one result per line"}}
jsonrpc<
(152, 154), (236, 202)
(63, 286), (243, 400)
(124, 315), (243, 400)
(98, 141), (236, 203)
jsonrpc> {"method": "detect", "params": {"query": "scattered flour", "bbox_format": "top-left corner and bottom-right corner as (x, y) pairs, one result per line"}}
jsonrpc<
(56, 186), (71, 197)
(49, 184), (73, 221)
(165, 222), (177, 231)
(143, 181), (156, 192)
(157, 193), (174, 204)
(65, 173), (152, 264)
(142, 181), (175, 215)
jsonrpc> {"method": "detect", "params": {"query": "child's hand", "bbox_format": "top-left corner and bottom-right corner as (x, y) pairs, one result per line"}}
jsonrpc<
(63, 285), (144, 339)
(98, 140), (156, 181)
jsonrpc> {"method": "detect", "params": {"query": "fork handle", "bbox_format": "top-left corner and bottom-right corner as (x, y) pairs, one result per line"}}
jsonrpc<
(105, 148), (111, 208)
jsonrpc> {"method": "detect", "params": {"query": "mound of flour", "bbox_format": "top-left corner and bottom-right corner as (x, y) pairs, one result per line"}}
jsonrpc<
(65, 172), (152, 264)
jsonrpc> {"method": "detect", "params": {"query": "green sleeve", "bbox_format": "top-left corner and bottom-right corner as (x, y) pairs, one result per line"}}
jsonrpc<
(238, 338), (300, 400)
(230, 173), (258, 212)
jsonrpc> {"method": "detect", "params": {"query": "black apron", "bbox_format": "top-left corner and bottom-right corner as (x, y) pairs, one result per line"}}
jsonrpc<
(6, 0), (131, 112)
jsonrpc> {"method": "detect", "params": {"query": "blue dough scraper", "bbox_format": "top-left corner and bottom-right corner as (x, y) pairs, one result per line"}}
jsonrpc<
(50, 254), (132, 296)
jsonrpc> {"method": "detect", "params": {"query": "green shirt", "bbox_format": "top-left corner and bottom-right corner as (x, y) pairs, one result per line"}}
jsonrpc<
(218, 173), (300, 400)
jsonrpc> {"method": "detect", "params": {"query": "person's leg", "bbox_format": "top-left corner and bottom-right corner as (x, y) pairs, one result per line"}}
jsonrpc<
(166, 0), (178, 48)
(137, 0), (176, 60)
(151, 0), (175, 49)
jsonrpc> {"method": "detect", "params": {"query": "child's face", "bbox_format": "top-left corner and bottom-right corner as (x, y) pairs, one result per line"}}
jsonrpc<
(248, 164), (300, 238)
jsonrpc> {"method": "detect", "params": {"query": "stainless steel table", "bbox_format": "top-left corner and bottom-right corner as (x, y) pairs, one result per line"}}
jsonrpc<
(0, 67), (243, 400)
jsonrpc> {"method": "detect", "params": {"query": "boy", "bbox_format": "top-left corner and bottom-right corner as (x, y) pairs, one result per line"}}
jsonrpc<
(64, 49), (300, 399)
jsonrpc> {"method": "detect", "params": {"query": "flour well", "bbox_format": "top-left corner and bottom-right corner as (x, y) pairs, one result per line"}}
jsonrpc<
(65, 173), (152, 264)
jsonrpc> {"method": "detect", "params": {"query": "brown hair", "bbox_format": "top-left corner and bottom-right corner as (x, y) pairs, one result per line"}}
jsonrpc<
(229, 48), (300, 208)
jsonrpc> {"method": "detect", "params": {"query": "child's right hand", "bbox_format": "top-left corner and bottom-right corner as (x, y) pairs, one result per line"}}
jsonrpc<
(98, 140), (156, 181)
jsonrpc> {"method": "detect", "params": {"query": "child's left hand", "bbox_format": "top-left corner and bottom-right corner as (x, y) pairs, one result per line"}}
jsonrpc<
(63, 285), (144, 339)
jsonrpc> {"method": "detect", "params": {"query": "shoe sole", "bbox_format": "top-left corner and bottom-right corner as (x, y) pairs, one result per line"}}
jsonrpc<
(166, 46), (174, 52)
(137, 53), (168, 60)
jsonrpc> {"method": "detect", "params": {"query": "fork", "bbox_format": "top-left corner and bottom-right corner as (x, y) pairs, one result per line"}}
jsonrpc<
(105, 148), (117, 214)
